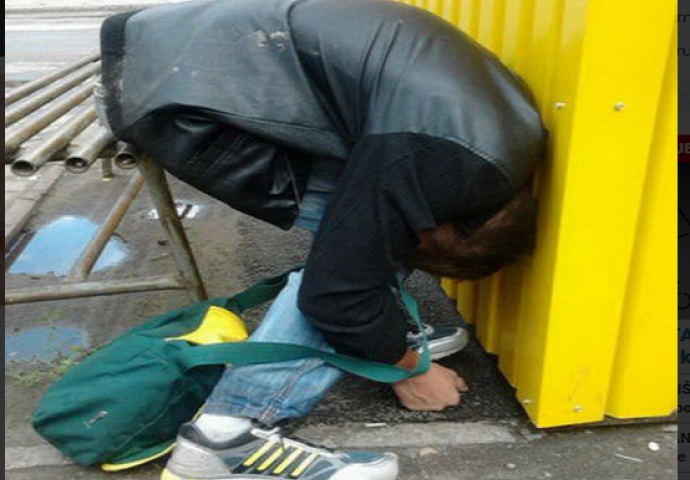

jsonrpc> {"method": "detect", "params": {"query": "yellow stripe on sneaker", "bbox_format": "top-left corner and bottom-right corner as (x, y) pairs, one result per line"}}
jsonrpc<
(290, 452), (319, 478)
(257, 446), (285, 471)
(243, 440), (277, 467)
(273, 448), (304, 475)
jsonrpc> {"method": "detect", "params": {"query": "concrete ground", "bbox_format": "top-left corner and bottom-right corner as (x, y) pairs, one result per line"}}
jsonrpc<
(4, 169), (678, 479)
(5, 165), (64, 250)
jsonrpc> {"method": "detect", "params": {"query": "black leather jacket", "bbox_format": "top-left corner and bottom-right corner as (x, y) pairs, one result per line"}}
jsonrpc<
(100, 0), (546, 230)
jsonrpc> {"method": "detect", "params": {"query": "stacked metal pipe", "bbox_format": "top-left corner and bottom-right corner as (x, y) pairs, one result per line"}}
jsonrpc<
(4, 55), (208, 307)
(4, 54), (141, 177)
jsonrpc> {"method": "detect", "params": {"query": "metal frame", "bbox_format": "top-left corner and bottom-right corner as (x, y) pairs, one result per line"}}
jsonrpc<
(5, 55), (208, 305)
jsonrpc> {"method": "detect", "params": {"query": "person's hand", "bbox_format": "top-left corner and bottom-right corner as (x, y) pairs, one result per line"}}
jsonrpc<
(392, 362), (468, 412)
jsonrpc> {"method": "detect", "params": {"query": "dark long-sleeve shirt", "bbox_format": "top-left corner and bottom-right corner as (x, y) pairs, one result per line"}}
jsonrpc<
(298, 133), (514, 363)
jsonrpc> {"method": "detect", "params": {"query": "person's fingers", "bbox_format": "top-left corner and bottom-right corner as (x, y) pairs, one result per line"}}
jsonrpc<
(442, 369), (468, 391)
(455, 375), (468, 393)
(429, 401), (449, 412)
(447, 388), (461, 407)
(406, 401), (444, 412)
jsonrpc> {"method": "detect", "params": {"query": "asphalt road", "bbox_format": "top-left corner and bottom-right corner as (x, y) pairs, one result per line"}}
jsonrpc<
(5, 12), (105, 84)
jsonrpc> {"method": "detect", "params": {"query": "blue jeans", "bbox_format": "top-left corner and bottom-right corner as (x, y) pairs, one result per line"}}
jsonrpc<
(204, 159), (346, 426)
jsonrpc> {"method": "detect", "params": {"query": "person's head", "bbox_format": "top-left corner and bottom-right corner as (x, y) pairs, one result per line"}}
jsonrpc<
(404, 187), (538, 280)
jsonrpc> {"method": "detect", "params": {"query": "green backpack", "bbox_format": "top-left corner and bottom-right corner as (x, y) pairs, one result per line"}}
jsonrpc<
(32, 268), (430, 471)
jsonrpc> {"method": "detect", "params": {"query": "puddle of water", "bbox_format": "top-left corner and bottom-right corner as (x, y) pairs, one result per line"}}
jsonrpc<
(5, 326), (89, 364)
(7, 216), (128, 276)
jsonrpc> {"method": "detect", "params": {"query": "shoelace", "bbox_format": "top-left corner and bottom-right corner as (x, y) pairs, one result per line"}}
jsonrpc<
(407, 323), (434, 340)
(271, 427), (337, 458)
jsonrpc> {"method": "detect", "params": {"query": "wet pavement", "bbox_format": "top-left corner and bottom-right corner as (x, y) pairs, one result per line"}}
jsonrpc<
(7, 216), (127, 276)
(5, 165), (65, 251)
(5, 326), (88, 364)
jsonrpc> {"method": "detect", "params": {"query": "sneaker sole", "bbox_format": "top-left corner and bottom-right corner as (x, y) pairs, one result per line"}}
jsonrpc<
(427, 329), (470, 361)
(329, 453), (399, 480)
(162, 452), (398, 480)
(163, 469), (277, 480)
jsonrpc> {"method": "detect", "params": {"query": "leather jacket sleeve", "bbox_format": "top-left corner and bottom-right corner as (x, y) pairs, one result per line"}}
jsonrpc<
(126, 111), (312, 230)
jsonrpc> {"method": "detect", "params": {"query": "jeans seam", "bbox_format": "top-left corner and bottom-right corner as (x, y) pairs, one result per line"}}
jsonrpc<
(205, 399), (267, 418)
(257, 358), (323, 424)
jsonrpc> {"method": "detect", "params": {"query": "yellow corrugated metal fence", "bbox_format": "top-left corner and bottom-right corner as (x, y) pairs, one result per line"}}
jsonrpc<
(402, 0), (677, 427)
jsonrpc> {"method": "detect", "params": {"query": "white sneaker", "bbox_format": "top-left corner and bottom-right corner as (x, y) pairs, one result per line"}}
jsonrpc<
(162, 423), (399, 480)
(408, 324), (469, 360)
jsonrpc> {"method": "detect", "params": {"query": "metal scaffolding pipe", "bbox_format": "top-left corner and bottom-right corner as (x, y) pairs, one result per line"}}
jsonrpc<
(4, 275), (186, 305)
(101, 157), (115, 180)
(5, 81), (96, 156)
(69, 172), (145, 282)
(64, 127), (116, 174)
(139, 156), (208, 302)
(10, 106), (96, 177)
(5, 63), (101, 127)
(114, 142), (142, 170)
(5, 53), (100, 107)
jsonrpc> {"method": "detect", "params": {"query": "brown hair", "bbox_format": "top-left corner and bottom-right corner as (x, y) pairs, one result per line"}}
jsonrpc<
(403, 187), (538, 280)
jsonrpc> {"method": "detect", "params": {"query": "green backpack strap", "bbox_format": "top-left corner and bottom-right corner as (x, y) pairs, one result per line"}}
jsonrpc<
(399, 285), (432, 377)
(175, 340), (426, 384)
(187, 268), (431, 384)
(223, 266), (303, 314)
